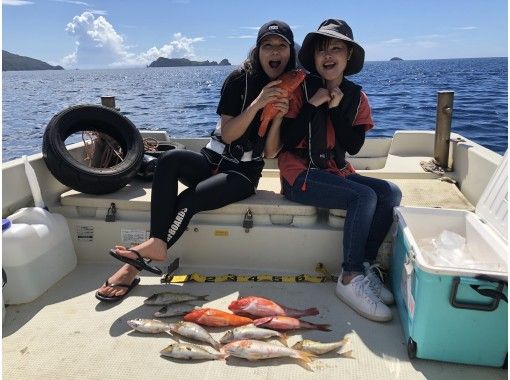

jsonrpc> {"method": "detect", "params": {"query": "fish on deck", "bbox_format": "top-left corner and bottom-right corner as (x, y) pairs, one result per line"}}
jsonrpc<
(221, 339), (316, 364)
(229, 296), (319, 318)
(292, 335), (352, 355)
(253, 316), (331, 331)
(144, 291), (208, 306)
(183, 308), (253, 327)
(127, 318), (174, 334)
(220, 324), (288, 346)
(160, 343), (225, 361)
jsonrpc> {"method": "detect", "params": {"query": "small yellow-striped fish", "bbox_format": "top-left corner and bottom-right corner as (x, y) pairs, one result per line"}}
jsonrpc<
(167, 321), (221, 350)
(221, 339), (316, 364)
(291, 336), (352, 355)
(154, 303), (197, 318)
(144, 291), (208, 306)
(127, 318), (174, 333)
(160, 343), (225, 360)
(220, 324), (288, 346)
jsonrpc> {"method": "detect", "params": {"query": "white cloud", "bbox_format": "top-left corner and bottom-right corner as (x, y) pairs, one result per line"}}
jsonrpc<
(228, 35), (256, 39)
(3, 0), (33, 5)
(53, 0), (89, 5)
(135, 33), (204, 66)
(454, 26), (477, 30)
(87, 9), (108, 16)
(62, 12), (203, 68)
(383, 38), (403, 44)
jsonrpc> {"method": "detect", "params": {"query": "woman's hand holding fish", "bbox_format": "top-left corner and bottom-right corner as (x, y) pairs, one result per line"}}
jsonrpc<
(252, 80), (287, 110)
(272, 97), (290, 119)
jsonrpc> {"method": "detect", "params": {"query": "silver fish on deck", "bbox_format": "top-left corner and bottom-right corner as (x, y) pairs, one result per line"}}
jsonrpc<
(127, 318), (174, 333)
(221, 339), (316, 364)
(154, 303), (197, 318)
(220, 324), (288, 346)
(144, 291), (208, 306)
(160, 343), (225, 360)
(292, 336), (352, 355)
(167, 321), (221, 350)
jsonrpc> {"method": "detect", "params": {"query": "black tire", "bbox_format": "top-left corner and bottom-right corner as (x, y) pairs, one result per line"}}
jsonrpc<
(42, 104), (144, 194)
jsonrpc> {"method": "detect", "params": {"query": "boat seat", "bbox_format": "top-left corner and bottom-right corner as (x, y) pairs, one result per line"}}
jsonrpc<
(329, 177), (475, 219)
(60, 176), (316, 219)
(60, 175), (473, 225)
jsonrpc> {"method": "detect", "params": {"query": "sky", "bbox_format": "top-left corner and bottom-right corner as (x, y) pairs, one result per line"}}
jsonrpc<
(2, 0), (508, 69)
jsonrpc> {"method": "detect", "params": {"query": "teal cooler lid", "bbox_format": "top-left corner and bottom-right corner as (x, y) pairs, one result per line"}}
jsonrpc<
(2, 219), (11, 231)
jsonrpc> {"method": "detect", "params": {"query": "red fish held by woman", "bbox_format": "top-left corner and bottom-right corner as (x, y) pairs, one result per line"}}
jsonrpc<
(258, 69), (306, 138)
(228, 296), (319, 318)
(183, 308), (253, 327)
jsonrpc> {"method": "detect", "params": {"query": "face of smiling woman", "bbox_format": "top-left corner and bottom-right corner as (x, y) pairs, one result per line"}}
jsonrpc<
(258, 35), (291, 80)
(314, 39), (351, 88)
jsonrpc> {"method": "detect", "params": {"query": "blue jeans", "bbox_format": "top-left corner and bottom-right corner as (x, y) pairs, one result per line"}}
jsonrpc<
(282, 169), (402, 273)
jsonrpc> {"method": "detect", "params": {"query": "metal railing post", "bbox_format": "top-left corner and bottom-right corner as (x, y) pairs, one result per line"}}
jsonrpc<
(101, 96), (116, 109)
(434, 91), (454, 168)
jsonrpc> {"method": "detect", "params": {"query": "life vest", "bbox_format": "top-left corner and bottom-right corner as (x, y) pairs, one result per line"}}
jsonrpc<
(206, 71), (266, 163)
(291, 75), (361, 169)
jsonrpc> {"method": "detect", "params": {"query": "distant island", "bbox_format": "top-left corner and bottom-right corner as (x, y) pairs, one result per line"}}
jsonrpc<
(148, 57), (231, 68)
(2, 50), (64, 71)
(390, 57), (404, 61)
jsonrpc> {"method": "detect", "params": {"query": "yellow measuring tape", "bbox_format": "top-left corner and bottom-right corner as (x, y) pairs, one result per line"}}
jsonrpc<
(161, 262), (338, 284)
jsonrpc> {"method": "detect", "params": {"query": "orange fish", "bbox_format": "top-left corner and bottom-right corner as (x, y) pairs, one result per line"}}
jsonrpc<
(258, 69), (306, 138)
(228, 296), (319, 318)
(253, 316), (331, 331)
(183, 308), (253, 327)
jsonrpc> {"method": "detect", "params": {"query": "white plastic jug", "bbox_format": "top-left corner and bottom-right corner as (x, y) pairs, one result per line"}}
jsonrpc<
(2, 207), (77, 304)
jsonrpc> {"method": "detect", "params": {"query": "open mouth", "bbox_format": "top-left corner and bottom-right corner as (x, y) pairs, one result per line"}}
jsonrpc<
(269, 60), (281, 69)
(323, 62), (336, 69)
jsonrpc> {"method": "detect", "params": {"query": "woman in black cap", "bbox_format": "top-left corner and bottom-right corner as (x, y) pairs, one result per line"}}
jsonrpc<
(96, 20), (296, 302)
(271, 19), (401, 322)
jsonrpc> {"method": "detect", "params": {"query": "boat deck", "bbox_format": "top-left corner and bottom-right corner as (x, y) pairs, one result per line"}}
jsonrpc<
(2, 263), (507, 380)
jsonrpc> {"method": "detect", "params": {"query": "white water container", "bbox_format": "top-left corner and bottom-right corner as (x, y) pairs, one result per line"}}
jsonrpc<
(2, 207), (77, 304)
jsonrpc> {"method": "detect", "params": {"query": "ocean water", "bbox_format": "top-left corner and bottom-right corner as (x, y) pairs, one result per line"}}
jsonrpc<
(2, 57), (507, 162)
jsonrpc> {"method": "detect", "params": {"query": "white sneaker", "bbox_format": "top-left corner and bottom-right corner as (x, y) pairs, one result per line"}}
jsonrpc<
(363, 262), (394, 305)
(335, 273), (392, 322)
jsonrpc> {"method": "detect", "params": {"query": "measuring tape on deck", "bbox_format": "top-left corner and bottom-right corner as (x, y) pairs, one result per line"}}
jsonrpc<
(161, 260), (338, 284)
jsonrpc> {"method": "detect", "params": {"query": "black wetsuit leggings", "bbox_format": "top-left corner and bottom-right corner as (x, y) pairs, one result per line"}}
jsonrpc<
(150, 149), (255, 247)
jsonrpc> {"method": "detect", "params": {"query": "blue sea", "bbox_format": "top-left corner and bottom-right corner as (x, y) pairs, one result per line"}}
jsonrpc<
(2, 57), (507, 162)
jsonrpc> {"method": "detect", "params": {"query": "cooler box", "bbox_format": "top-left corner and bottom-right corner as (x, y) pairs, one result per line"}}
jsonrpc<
(391, 152), (508, 367)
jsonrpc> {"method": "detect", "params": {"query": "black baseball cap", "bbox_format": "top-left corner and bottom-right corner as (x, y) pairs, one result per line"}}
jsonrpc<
(257, 20), (294, 45)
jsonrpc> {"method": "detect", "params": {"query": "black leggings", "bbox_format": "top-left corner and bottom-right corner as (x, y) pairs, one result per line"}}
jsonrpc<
(150, 149), (255, 247)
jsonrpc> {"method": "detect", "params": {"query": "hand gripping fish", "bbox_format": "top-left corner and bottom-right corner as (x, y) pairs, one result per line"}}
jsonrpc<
(183, 307), (253, 327)
(228, 296), (319, 318)
(253, 316), (331, 331)
(258, 69), (306, 138)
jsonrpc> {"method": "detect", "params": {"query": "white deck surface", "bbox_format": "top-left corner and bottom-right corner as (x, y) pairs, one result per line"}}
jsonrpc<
(3, 263), (507, 380)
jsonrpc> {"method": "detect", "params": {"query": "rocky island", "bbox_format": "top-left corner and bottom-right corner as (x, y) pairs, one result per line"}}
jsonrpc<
(2, 50), (64, 71)
(390, 57), (403, 61)
(148, 57), (231, 68)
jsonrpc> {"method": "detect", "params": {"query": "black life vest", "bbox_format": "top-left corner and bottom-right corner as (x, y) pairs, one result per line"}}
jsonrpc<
(293, 75), (361, 169)
(209, 71), (267, 163)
